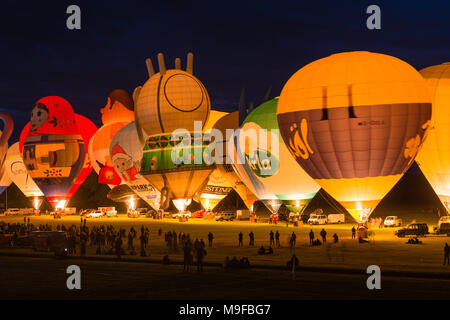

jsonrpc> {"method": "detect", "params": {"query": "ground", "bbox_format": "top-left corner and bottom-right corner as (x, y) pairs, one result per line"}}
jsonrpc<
(1, 214), (450, 299)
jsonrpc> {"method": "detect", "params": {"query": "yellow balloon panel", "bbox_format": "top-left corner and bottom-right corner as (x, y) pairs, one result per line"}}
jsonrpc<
(417, 63), (450, 213)
(278, 51), (431, 113)
(136, 69), (210, 136)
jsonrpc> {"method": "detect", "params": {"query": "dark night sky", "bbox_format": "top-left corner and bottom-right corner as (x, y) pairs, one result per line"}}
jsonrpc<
(0, 0), (449, 141)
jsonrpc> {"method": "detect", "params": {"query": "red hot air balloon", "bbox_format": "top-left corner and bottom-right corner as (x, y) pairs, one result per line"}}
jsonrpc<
(22, 96), (86, 209)
(20, 115), (98, 202)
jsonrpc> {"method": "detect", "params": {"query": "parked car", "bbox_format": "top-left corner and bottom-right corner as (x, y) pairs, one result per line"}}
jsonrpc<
(215, 211), (236, 221)
(384, 216), (402, 227)
(86, 210), (104, 218)
(395, 223), (429, 237)
(172, 211), (191, 219)
(308, 214), (328, 225)
(79, 209), (93, 216)
(438, 216), (450, 228)
(127, 210), (140, 218)
(4, 208), (20, 216)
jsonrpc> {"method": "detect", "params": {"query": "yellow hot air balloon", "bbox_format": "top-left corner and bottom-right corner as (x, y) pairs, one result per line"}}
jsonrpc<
(277, 51), (432, 222)
(416, 63), (450, 213)
(213, 111), (258, 210)
(135, 53), (214, 210)
(196, 111), (232, 211)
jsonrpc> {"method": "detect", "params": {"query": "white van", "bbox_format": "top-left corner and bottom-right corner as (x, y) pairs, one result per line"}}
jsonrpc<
(236, 210), (251, 220)
(384, 216), (402, 227)
(438, 216), (450, 228)
(308, 214), (328, 225)
(327, 214), (345, 224)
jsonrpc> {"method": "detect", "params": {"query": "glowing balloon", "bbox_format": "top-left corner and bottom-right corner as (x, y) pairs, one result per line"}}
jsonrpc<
(198, 169), (232, 211)
(277, 51), (432, 222)
(5, 142), (44, 198)
(135, 53), (214, 209)
(213, 111), (258, 210)
(416, 63), (450, 213)
(241, 98), (320, 213)
(19, 115), (97, 201)
(0, 112), (13, 195)
(101, 89), (135, 125)
(110, 122), (161, 210)
(22, 96), (86, 209)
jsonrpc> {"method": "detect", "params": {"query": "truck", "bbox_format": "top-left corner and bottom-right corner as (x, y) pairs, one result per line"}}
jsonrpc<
(383, 216), (402, 227)
(438, 216), (450, 229)
(434, 223), (450, 236)
(236, 210), (251, 220)
(327, 214), (345, 224)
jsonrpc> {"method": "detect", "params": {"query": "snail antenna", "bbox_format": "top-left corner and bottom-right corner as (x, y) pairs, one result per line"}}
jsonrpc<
(347, 85), (357, 118)
(145, 58), (155, 78)
(157, 53), (166, 76)
(320, 86), (328, 121)
(175, 57), (182, 70)
(186, 52), (194, 74)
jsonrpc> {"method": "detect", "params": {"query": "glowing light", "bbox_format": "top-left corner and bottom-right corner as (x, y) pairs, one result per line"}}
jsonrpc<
(173, 199), (192, 212)
(204, 198), (210, 210)
(128, 196), (136, 210)
(295, 200), (300, 208)
(34, 197), (39, 210)
(55, 200), (66, 211)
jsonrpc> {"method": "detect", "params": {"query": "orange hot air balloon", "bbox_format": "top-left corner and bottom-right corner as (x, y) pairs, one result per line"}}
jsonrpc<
(22, 96), (86, 209)
(89, 89), (135, 187)
(416, 63), (450, 213)
(100, 89), (135, 125)
(277, 51), (432, 222)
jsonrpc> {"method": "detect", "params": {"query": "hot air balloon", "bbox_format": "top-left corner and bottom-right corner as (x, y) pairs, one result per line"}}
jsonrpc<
(416, 63), (450, 214)
(110, 122), (161, 210)
(213, 111), (258, 211)
(0, 112), (13, 195)
(241, 98), (321, 213)
(88, 89), (134, 187)
(5, 142), (44, 207)
(19, 115), (97, 204)
(22, 96), (86, 209)
(135, 53), (214, 211)
(277, 51), (432, 222)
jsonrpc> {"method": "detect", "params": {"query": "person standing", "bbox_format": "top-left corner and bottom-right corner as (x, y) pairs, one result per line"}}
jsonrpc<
(275, 231), (280, 248)
(309, 229), (314, 245)
(208, 232), (214, 247)
(238, 232), (243, 247)
(351, 226), (356, 239)
(269, 230), (274, 247)
(444, 243), (450, 266)
(249, 232), (254, 246)
(183, 242), (192, 272)
(320, 228), (327, 243)
(291, 232), (296, 248)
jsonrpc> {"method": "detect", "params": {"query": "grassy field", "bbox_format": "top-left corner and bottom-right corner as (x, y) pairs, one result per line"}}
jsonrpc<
(1, 214), (450, 274)
(2, 255), (450, 299)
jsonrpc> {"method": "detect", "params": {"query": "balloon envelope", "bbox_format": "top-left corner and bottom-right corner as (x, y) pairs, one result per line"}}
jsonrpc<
(110, 122), (161, 210)
(241, 98), (321, 213)
(5, 142), (44, 198)
(22, 96), (86, 209)
(277, 51), (432, 221)
(417, 63), (450, 213)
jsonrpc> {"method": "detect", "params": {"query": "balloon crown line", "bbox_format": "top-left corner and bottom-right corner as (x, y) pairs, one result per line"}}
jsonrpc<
(145, 52), (194, 77)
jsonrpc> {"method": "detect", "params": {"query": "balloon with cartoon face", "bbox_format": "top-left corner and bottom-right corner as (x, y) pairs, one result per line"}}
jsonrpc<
(100, 89), (135, 125)
(277, 51), (432, 222)
(22, 96), (86, 209)
(110, 122), (160, 210)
